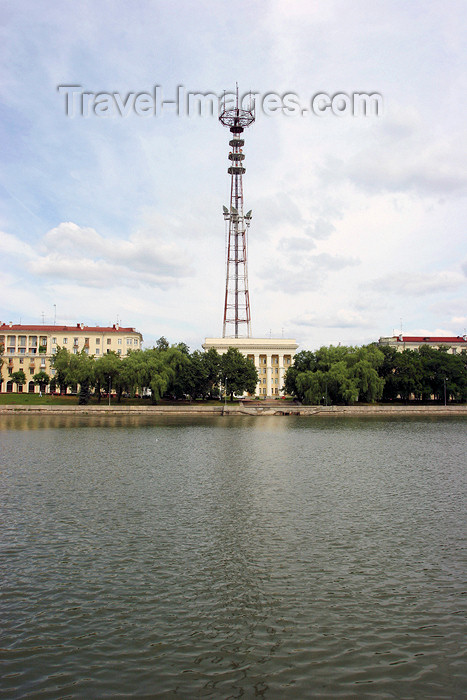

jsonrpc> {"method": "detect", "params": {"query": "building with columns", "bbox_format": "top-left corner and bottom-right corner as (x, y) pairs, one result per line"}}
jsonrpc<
(203, 337), (298, 397)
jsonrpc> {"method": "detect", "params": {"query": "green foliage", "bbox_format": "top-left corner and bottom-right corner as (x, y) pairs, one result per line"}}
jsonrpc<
(220, 347), (258, 400)
(285, 342), (467, 404)
(33, 371), (50, 390)
(11, 369), (26, 386)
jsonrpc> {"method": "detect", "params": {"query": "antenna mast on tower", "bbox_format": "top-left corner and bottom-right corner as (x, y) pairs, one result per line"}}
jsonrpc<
(219, 85), (255, 338)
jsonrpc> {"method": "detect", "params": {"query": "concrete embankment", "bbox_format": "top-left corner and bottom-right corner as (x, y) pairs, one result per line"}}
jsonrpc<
(1, 404), (467, 417)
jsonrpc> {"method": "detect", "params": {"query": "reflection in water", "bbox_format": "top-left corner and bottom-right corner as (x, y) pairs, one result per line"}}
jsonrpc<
(1, 416), (466, 698)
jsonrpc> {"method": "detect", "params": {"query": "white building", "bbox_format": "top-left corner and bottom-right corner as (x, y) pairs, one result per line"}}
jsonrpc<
(203, 337), (298, 397)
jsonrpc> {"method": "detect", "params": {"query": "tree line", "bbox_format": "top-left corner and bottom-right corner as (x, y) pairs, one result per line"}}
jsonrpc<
(47, 337), (258, 404)
(283, 344), (467, 404)
(3, 338), (467, 404)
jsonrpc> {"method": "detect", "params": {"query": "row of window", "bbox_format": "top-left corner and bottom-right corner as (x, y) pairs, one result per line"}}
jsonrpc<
(1, 336), (140, 354)
(248, 355), (292, 366)
(58, 337), (139, 346)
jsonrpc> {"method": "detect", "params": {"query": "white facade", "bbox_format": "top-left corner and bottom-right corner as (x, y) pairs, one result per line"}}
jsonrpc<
(203, 337), (298, 397)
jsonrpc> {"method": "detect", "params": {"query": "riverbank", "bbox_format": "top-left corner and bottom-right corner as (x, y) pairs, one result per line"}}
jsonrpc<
(1, 403), (467, 416)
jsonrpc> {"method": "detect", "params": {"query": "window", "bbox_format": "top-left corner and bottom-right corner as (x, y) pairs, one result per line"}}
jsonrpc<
(29, 336), (37, 347)
(73, 349), (78, 354)
(96, 338), (100, 344)
(134, 339), (138, 346)
(19, 358), (23, 364)
(19, 336), (27, 347)
(95, 348), (100, 355)
(52, 337), (57, 344)
(74, 337), (79, 346)
(63, 338), (68, 344)
(118, 339), (122, 345)
(107, 339), (111, 345)
(117, 349), (121, 355)
(29, 367), (34, 374)
(126, 338), (132, 345)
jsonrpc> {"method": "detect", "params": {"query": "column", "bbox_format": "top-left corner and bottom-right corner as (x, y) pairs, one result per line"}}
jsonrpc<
(266, 354), (272, 397)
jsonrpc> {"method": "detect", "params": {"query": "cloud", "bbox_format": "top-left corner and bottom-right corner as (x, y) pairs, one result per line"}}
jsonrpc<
(259, 252), (360, 293)
(0, 230), (35, 258)
(2, 221), (193, 290)
(370, 270), (465, 296)
(292, 309), (373, 329)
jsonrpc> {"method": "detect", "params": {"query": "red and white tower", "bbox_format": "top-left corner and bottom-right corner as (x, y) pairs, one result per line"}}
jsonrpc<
(219, 88), (255, 338)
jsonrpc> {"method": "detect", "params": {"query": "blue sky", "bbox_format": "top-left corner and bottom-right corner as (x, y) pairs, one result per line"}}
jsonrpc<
(1, 0), (466, 350)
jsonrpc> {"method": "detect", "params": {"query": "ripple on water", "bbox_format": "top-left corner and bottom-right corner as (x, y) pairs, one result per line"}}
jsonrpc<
(0, 415), (466, 698)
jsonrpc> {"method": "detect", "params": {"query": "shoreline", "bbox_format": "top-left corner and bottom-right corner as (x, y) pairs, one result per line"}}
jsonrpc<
(1, 404), (467, 417)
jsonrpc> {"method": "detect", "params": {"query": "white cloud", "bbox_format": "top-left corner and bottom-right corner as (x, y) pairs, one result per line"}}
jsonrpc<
(0, 230), (35, 258)
(1, 1), (467, 350)
(371, 270), (466, 296)
(292, 309), (373, 329)
(25, 222), (193, 288)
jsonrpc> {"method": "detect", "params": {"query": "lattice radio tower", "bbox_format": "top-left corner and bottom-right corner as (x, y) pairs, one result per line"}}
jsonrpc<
(220, 86), (255, 338)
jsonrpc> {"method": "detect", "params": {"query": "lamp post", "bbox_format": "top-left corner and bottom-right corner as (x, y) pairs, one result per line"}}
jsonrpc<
(443, 376), (447, 406)
(224, 377), (227, 408)
(108, 375), (111, 407)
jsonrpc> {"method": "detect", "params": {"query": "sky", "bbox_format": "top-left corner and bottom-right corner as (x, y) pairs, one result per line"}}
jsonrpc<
(1, 0), (467, 351)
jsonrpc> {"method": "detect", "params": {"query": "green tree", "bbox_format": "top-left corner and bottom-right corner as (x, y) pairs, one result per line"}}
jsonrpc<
(220, 347), (258, 400)
(33, 370), (50, 394)
(285, 344), (385, 405)
(94, 352), (122, 402)
(155, 336), (169, 352)
(202, 347), (222, 398)
(52, 347), (73, 394)
(11, 369), (26, 391)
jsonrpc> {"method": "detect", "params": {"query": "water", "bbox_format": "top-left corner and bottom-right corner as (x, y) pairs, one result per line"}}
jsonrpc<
(1, 415), (466, 698)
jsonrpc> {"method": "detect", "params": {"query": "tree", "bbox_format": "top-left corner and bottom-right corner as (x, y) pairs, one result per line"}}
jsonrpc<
(155, 336), (169, 352)
(52, 347), (74, 394)
(284, 344), (385, 405)
(220, 347), (258, 400)
(11, 369), (26, 391)
(94, 352), (122, 401)
(33, 371), (50, 394)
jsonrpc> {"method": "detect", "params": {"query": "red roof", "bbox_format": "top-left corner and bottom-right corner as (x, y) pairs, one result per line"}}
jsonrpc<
(0, 324), (138, 333)
(397, 336), (466, 343)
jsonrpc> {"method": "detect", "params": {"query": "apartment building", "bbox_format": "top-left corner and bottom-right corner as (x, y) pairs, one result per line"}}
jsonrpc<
(203, 337), (298, 397)
(0, 323), (143, 393)
(378, 334), (467, 354)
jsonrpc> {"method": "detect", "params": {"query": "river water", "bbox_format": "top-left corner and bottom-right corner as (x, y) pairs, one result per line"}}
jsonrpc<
(1, 415), (466, 698)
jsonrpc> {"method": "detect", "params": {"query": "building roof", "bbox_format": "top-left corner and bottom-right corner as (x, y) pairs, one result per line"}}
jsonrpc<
(396, 336), (467, 343)
(0, 323), (139, 333)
